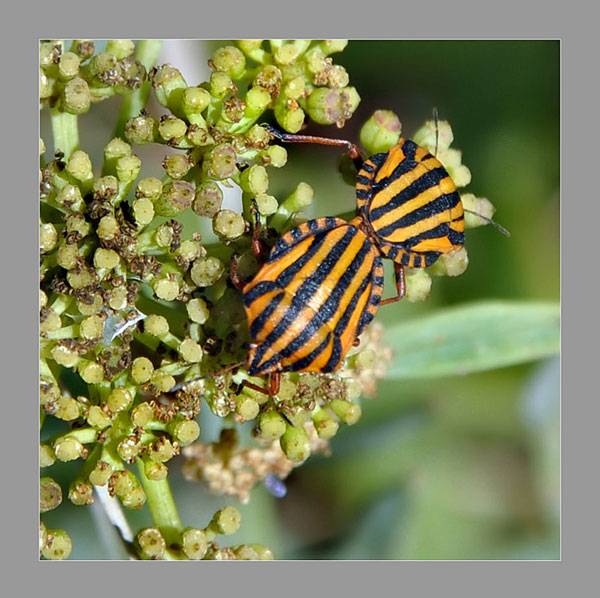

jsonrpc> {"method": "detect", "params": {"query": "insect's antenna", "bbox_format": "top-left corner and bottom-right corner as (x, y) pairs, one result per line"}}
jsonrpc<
(463, 209), (511, 237)
(433, 107), (440, 157)
(169, 361), (245, 392)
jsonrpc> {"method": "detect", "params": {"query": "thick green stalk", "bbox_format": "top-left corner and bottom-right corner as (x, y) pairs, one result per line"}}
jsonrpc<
(114, 40), (163, 138)
(50, 105), (79, 159)
(137, 459), (183, 546)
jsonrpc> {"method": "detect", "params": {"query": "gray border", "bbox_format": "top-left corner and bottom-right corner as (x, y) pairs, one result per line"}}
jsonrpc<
(11, 0), (591, 593)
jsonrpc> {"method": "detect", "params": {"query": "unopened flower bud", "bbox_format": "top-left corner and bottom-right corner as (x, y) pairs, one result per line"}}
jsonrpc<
(257, 410), (287, 441)
(154, 180), (194, 217)
(106, 39), (135, 60)
(193, 181), (223, 218)
(203, 144), (238, 180)
(280, 424), (311, 463)
(182, 528), (208, 560)
(68, 479), (94, 506)
(360, 110), (402, 155)
(40, 477), (63, 512)
(42, 529), (72, 560)
(212, 209), (245, 241)
(136, 527), (166, 559)
(307, 86), (360, 127)
(162, 153), (193, 179)
(210, 506), (241, 535)
(190, 256), (224, 287)
(404, 268), (432, 302)
(211, 46), (246, 79)
(63, 77), (91, 114)
(329, 399), (361, 425)
(158, 116), (187, 143)
(179, 338), (203, 363)
(125, 113), (157, 145)
(150, 64), (187, 108)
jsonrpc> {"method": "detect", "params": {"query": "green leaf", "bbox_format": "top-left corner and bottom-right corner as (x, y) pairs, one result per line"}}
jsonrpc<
(384, 301), (559, 380)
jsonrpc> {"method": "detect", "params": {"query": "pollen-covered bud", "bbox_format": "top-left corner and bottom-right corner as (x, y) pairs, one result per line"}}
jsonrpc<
(121, 486), (147, 510)
(181, 528), (208, 560)
(235, 395), (260, 421)
(404, 268), (432, 302)
(154, 180), (194, 217)
(109, 470), (137, 496)
(412, 119), (454, 154)
(212, 209), (245, 241)
(153, 277), (180, 301)
(136, 527), (166, 559)
(162, 153), (193, 179)
(51, 345), (79, 368)
(209, 506), (241, 536)
(150, 64), (187, 109)
(42, 529), (72, 560)
(125, 113), (157, 145)
(359, 110), (402, 155)
(280, 424), (311, 463)
(274, 98), (305, 133)
(93, 248), (120, 271)
(55, 184), (84, 210)
(234, 545), (260, 560)
(306, 86), (360, 127)
(193, 181), (223, 218)
(149, 436), (177, 463)
(211, 45), (246, 79)
(132, 197), (154, 226)
(40, 477), (63, 512)
(89, 460), (113, 486)
(57, 51), (80, 80)
(68, 479), (94, 506)
(79, 315), (104, 340)
(144, 459), (168, 481)
(97, 214), (119, 241)
(273, 40), (310, 65)
(40, 444), (56, 468)
(63, 77), (91, 114)
(255, 193), (278, 216)
(321, 40), (349, 55)
(190, 256), (225, 287)
(202, 144), (238, 180)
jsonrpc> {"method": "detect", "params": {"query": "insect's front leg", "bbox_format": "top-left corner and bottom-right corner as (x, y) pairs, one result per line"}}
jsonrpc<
(380, 262), (406, 305)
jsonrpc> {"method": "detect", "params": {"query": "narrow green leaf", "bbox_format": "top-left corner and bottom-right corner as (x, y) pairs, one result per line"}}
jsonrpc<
(384, 301), (560, 380)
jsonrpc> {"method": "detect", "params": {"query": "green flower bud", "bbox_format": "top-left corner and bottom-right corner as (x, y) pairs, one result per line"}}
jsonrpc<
(273, 40), (310, 65)
(149, 437), (177, 463)
(193, 181), (223, 218)
(179, 338), (203, 363)
(235, 396), (260, 421)
(312, 409), (339, 440)
(97, 214), (119, 240)
(40, 522), (48, 553)
(40, 40), (62, 69)
(68, 480), (94, 506)
(115, 155), (141, 183)
(274, 99), (305, 133)
(76, 293), (104, 316)
(63, 77), (91, 114)
(178, 239), (203, 262)
(190, 256), (225, 287)
(136, 528), (166, 559)
(240, 164), (269, 195)
(125, 113), (157, 145)
(80, 315), (104, 339)
(162, 153), (193, 179)
(281, 182), (314, 212)
(144, 460), (168, 481)
(412, 119), (454, 154)
(40, 223), (58, 254)
(359, 110), (402, 155)
(248, 544), (275, 560)
(158, 116), (188, 143)
(321, 40), (348, 54)
(306, 86), (360, 127)
(71, 40), (95, 60)
(182, 87), (211, 123)
(212, 209), (246, 241)
(80, 361), (105, 384)
(56, 244), (79, 270)
(203, 144), (238, 180)
(104, 137), (132, 164)
(255, 193), (278, 216)
(244, 86), (271, 118)
(89, 460), (113, 486)
(106, 40), (135, 60)
(93, 248), (120, 270)
(85, 51), (117, 84)
(121, 486), (147, 509)
(404, 268), (432, 302)
(144, 314), (169, 337)
(132, 197), (155, 226)
(280, 424), (311, 463)
(106, 387), (133, 413)
(154, 180), (194, 217)
(93, 175), (119, 199)
(55, 396), (81, 421)
(54, 436), (85, 461)
(40, 308), (62, 334)
(40, 444), (56, 468)
(234, 545), (260, 560)
(329, 399), (361, 425)
(182, 528), (208, 560)
(169, 419), (200, 446)
(66, 213), (92, 237)
(40, 67), (53, 99)
(210, 506), (241, 535)
(51, 345), (79, 368)
(86, 405), (111, 429)
(136, 176), (163, 201)
(131, 357), (154, 384)
(186, 297), (210, 325)
(211, 46), (246, 79)
(109, 470), (137, 496)
(153, 277), (180, 301)
(151, 372), (176, 392)
(210, 72), (235, 99)
(257, 410), (287, 441)
(187, 125), (214, 146)
(66, 150), (93, 184)
(55, 184), (84, 210)
(429, 247), (469, 277)
(118, 435), (143, 462)
(40, 477), (63, 512)
(245, 123), (271, 147)
(150, 64), (187, 108)
(42, 529), (72, 560)
(131, 402), (155, 427)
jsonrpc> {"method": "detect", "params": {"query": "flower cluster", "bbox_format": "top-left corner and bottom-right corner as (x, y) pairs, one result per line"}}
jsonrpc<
(39, 40), (495, 560)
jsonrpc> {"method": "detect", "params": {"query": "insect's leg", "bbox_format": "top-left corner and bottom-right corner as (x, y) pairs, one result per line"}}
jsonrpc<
(229, 255), (246, 291)
(268, 373), (281, 396)
(236, 377), (274, 397)
(433, 107), (439, 157)
(249, 198), (266, 262)
(380, 263), (406, 305)
(262, 123), (363, 170)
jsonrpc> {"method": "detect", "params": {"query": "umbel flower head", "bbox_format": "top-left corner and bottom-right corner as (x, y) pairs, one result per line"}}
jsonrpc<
(39, 40), (498, 559)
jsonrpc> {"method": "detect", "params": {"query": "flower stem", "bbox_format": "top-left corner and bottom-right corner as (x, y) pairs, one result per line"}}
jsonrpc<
(50, 105), (79, 159)
(114, 40), (163, 138)
(136, 459), (183, 546)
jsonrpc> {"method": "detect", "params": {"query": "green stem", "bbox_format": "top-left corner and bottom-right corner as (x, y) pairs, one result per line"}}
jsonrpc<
(114, 40), (163, 138)
(137, 460), (183, 546)
(50, 105), (79, 159)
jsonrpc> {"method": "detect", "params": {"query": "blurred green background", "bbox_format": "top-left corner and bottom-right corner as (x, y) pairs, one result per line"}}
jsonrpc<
(41, 40), (560, 560)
